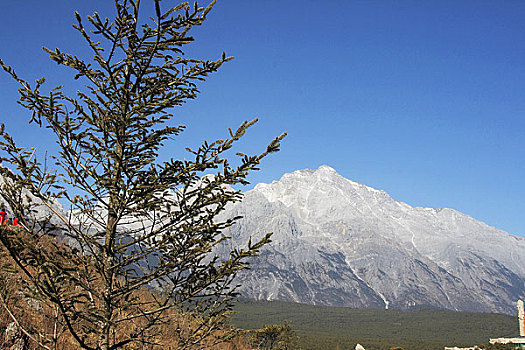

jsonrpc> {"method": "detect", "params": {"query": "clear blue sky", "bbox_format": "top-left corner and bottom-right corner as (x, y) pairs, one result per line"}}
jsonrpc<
(0, 1), (524, 236)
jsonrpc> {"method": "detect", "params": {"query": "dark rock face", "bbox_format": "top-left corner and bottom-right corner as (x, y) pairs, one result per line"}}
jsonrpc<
(218, 166), (525, 314)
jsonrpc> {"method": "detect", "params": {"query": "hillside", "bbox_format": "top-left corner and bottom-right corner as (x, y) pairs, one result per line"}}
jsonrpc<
(230, 299), (518, 350)
(218, 165), (525, 314)
(4, 166), (524, 314)
(0, 225), (249, 350)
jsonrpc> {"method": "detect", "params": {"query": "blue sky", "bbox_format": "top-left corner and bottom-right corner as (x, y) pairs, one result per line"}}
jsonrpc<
(0, 1), (524, 236)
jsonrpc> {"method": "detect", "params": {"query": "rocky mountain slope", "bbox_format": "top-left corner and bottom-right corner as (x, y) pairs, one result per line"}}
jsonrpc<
(218, 165), (525, 314)
(2, 166), (523, 314)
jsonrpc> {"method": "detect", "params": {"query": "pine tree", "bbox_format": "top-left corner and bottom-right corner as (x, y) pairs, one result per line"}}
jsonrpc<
(247, 323), (299, 350)
(0, 1), (285, 349)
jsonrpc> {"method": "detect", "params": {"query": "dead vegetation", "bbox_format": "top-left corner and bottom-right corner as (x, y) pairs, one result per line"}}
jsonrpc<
(0, 225), (251, 350)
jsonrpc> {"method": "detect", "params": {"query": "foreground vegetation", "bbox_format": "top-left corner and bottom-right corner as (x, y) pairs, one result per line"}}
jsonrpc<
(0, 0), (283, 348)
(230, 299), (518, 350)
(0, 228), (517, 350)
(0, 225), (256, 350)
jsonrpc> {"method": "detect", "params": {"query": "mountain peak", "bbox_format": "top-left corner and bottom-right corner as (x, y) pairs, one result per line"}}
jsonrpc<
(278, 165), (339, 180)
(225, 167), (525, 314)
(315, 164), (337, 173)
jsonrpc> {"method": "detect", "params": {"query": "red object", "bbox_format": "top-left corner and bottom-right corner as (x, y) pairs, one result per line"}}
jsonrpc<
(0, 210), (7, 225)
(0, 211), (21, 227)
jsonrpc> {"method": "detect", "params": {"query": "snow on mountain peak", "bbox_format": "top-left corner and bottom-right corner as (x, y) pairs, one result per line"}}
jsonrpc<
(316, 164), (337, 173)
(253, 165), (387, 205)
(223, 166), (525, 314)
(250, 167), (516, 247)
(2, 166), (524, 314)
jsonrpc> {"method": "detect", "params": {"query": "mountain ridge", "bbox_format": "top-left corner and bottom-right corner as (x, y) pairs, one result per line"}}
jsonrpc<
(219, 165), (525, 314)
(256, 165), (506, 230)
(1, 167), (522, 314)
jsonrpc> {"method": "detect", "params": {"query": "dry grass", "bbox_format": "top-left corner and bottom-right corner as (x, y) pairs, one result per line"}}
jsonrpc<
(0, 225), (252, 350)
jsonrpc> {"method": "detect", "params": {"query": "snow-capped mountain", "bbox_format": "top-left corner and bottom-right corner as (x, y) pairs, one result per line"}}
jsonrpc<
(2, 166), (523, 314)
(219, 165), (525, 314)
